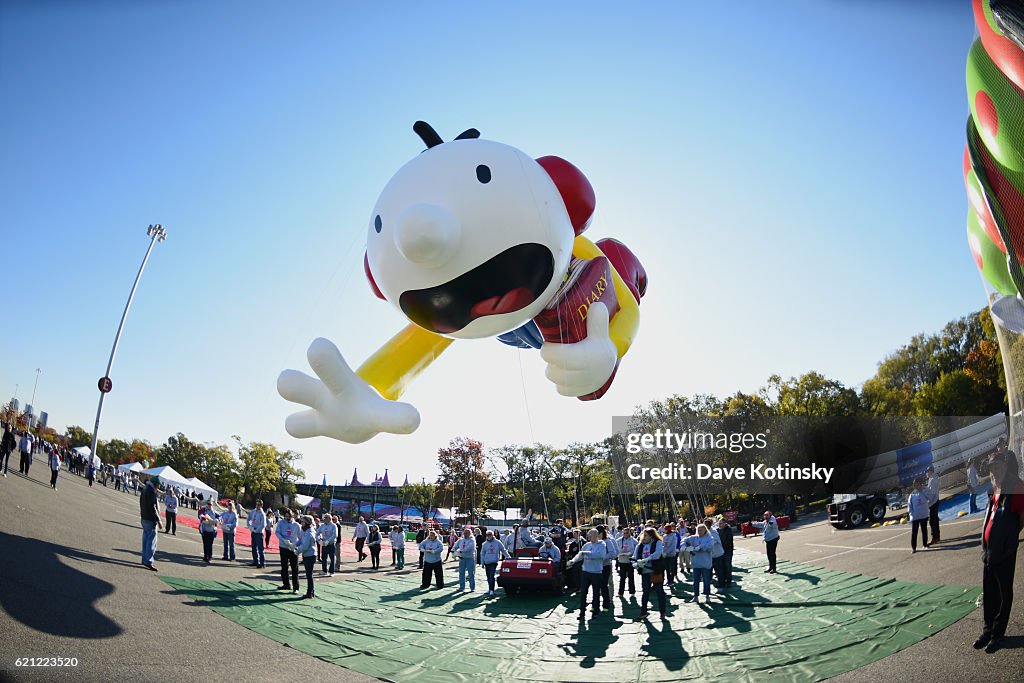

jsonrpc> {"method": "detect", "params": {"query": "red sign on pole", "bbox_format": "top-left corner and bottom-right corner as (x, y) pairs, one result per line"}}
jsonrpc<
(98, 377), (113, 393)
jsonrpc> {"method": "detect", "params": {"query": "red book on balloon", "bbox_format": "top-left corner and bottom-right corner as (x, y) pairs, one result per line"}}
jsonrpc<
(533, 255), (620, 344)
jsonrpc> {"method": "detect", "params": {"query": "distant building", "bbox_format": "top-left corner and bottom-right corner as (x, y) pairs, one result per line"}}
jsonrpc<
(25, 404), (33, 416)
(10, 399), (18, 412)
(39, 411), (48, 427)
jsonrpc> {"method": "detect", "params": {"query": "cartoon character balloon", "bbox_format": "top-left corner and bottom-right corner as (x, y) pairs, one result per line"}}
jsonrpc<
(278, 122), (647, 443)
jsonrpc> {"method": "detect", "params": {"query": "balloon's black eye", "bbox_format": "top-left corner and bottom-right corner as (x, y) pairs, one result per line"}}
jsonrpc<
(476, 165), (491, 184)
(374, 215), (382, 233)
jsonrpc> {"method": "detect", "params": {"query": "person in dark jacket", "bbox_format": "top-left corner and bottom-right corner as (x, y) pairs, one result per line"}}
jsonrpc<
(415, 527), (427, 568)
(974, 448), (1024, 653)
(717, 517), (735, 589)
(140, 477), (163, 570)
(0, 425), (16, 477)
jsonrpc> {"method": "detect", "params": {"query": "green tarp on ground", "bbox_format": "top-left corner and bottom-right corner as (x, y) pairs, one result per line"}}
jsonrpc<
(161, 550), (979, 683)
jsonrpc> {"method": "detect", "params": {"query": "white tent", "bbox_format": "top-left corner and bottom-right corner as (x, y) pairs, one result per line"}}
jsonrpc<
(139, 465), (190, 489)
(74, 446), (103, 469)
(184, 476), (218, 502)
(117, 462), (145, 474)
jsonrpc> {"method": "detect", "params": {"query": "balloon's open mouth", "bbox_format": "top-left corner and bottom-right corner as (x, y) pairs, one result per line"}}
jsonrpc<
(399, 243), (555, 334)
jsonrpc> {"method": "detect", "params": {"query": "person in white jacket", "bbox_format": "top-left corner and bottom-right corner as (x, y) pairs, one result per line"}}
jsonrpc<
(632, 527), (666, 619)
(908, 479), (931, 553)
(750, 510), (780, 573)
(246, 500), (266, 568)
(571, 529), (609, 622)
(662, 523), (680, 586)
(48, 449), (61, 490)
(220, 502), (238, 562)
(275, 510), (301, 593)
(479, 530), (511, 595)
(454, 527), (478, 591)
(317, 514), (339, 575)
(295, 516), (318, 599)
(616, 527), (638, 596)
(389, 525), (406, 569)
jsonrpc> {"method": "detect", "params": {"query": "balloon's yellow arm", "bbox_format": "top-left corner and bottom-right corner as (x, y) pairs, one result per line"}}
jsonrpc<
(354, 235), (640, 402)
(356, 325), (454, 401)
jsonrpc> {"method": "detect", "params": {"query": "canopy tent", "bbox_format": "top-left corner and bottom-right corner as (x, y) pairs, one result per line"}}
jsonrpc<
(184, 476), (218, 502)
(74, 446), (103, 469)
(139, 465), (190, 490)
(117, 462), (145, 474)
(294, 494), (315, 509)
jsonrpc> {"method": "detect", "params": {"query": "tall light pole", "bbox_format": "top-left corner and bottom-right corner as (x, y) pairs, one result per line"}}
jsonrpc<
(30, 369), (40, 412)
(88, 225), (167, 471)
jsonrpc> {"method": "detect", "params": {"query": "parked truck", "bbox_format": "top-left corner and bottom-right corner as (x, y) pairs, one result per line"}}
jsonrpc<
(827, 493), (888, 529)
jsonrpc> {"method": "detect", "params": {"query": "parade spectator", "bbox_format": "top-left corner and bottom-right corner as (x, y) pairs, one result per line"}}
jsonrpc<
(596, 525), (615, 616)
(48, 448), (60, 490)
(662, 523), (680, 586)
(318, 514), (338, 575)
(925, 465), (941, 543)
(617, 527), (638, 596)
(264, 509), (275, 549)
(389, 525), (406, 570)
(967, 458), (981, 515)
(704, 517), (725, 588)
(18, 432), (32, 475)
(353, 516), (369, 562)
(908, 478), (930, 553)
(296, 516), (318, 599)
(539, 537), (561, 564)
(718, 517), (734, 589)
(419, 530), (445, 589)
(276, 510), (301, 594)
(573, 529), (609, 622)
(550, 519), (566, 554)
(198, 501), (219, 564)
(163, 488), (178, 535)
(221, 502), (238, 561)
(751, 510), (780, 573)
(415, 526), (427, 569)
(684, 524), (714, 603)
(445, 526), (458, 561)
(974, 448), (1024, 653)
(140, 476), (162, 571)
(1, 425), (15, 477)
(366, 524), (382, 569)
(479, 529), (510, 596)
(517, 515), (542, 548)
(247, 499), (267, 568)
(454, 527), (477, 591)
(633, 527), (666, 620)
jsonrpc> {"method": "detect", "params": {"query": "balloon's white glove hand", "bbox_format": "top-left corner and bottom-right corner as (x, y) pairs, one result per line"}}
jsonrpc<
(277, 338), (420, 444)
(540, 303), (618, 397)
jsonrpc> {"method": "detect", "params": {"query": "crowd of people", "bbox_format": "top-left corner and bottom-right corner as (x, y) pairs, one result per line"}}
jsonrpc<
(4, 419), (1018, 650)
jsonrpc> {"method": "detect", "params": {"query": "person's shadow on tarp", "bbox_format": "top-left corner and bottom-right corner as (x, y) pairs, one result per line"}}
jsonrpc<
(640, 616), (688, 671)
(0, 531), (122, 638)
(563, 613), (624, 668)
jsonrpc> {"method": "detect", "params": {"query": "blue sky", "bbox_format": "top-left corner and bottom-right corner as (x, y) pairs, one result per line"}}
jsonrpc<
(0, 0), (982, 485)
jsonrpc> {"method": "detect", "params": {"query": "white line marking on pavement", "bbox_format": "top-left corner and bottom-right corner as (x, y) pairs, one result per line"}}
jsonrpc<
(805, 544), (908, 551)
(810, 528), (910, 561)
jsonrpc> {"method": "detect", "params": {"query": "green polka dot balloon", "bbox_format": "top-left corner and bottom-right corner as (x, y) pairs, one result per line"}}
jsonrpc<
(965, 0), (1024, 296)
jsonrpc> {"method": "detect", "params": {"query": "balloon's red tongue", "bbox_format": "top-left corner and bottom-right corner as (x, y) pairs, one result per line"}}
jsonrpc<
(470, 287), (534, 319)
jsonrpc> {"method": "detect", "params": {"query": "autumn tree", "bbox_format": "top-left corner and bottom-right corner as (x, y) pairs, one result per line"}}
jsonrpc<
(436, 437), (490, 522)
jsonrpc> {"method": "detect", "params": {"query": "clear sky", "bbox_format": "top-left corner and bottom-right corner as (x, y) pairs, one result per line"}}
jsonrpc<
(0, 0), (983, 486)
